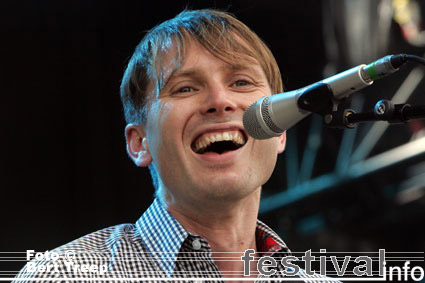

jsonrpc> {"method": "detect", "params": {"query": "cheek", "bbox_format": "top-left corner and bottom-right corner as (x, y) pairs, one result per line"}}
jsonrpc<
(148, 101), (188, 158)
(257, 139), (279, 174)
(149, 100), (176, 134)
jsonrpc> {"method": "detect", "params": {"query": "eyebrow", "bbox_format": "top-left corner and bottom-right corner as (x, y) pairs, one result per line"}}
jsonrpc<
(162, 63), (263, 89)
(161, 69), (199, 91)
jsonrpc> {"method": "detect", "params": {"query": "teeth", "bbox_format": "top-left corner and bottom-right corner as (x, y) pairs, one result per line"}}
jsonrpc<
(194, 130), (246, 153)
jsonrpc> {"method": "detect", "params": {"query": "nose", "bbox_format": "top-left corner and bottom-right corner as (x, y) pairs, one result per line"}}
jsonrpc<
(200, 86), (237, 116)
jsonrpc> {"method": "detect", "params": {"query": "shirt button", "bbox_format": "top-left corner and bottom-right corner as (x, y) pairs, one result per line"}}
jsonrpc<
(192, 239), (202, 250)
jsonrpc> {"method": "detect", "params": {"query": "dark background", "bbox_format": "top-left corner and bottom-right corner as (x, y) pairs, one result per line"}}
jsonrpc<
(1, 0), (424, 276)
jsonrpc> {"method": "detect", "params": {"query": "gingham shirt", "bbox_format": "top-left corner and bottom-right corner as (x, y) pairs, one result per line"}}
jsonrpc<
(15, 198), (336, 282)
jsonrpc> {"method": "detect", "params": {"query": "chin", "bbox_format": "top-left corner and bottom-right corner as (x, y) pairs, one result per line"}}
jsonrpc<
(197, 177), (260, 202)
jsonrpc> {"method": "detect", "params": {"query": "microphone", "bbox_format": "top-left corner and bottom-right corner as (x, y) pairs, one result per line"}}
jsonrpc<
(243, 55), (407, 139)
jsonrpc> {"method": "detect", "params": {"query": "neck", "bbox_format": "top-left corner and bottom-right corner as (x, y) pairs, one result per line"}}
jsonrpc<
(166, 189), (261, 281)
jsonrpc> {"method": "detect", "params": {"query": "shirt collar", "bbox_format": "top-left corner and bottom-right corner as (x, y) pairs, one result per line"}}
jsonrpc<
(256, 220), (292, 256)
(136, 198), (188, 277)
(136, 198), (291, 277)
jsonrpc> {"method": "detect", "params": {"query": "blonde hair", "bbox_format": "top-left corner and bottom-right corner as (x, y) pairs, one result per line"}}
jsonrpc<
(120, 9), (283, 125)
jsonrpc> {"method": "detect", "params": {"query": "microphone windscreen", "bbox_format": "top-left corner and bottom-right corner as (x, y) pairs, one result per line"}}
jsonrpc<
(243, 101), (265, 139)
(243, 98), (281, 140)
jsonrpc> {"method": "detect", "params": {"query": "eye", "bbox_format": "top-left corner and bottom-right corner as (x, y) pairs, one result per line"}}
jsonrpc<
(175, 86), (195, 93)
(232, 80), (251, 87)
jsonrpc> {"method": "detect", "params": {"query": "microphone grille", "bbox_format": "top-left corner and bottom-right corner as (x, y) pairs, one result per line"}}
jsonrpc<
(260, 97), (284, 134)
(243, 98), (275, 140)
(243, 102), (267, 139)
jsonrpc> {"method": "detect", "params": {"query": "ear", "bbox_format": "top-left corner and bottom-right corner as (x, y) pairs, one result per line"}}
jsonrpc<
(125, 124), (152, 167)
(277, 131), (286, 154)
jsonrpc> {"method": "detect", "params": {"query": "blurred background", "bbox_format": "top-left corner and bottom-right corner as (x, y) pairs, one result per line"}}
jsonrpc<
(1, 0), (424, 277)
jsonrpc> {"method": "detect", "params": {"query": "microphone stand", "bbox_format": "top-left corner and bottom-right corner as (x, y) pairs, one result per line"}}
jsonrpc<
(297, 86), (425, 128)
(324, 100), (425, 128)
(345, 100), (425, 126)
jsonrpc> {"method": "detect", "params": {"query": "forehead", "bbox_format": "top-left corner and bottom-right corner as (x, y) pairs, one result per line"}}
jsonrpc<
(159, 38), (265, 85)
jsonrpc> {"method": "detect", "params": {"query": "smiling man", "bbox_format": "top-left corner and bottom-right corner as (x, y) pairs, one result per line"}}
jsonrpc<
(15, 9), (333, 282)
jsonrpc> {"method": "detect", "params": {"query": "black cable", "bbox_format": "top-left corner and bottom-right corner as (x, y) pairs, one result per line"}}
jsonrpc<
(390, 54), (425, 68)
(390, 54), (407, 68)
(405, 54), (425, 66)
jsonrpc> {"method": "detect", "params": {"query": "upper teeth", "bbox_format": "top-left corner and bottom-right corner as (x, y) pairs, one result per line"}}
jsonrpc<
(194, 130), (246, 153)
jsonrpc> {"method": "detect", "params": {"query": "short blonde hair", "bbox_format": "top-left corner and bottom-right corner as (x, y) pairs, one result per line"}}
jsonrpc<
(120, 9), (283, 125)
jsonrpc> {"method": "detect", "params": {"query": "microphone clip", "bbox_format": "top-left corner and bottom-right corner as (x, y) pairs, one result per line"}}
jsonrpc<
(297, 83), (335, 115)
(297, 82), (355, 129)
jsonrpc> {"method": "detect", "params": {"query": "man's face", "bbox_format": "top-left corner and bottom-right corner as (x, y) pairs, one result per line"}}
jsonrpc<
(129, 39), (285, 209)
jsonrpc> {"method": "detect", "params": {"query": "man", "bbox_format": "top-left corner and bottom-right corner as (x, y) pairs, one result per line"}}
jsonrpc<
(15, 9), (333, 282)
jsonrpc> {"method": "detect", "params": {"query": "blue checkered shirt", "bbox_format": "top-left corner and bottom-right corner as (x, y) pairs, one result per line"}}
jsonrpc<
(14, 198), (337, 282)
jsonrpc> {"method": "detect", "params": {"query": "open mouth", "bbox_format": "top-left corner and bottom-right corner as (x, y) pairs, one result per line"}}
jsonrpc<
(191, 130), (247, 155)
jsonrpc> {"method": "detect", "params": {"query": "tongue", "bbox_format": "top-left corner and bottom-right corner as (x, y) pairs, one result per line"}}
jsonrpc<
(202, 150), (232, 156)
